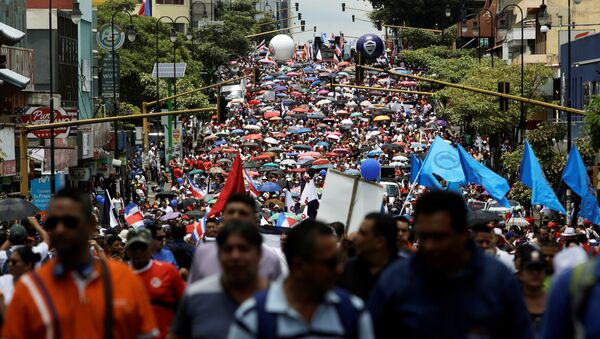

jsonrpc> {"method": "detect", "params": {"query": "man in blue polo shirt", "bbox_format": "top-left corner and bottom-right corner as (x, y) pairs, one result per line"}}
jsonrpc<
(168, 220), (267, 339)
(368, 191), (533, 339)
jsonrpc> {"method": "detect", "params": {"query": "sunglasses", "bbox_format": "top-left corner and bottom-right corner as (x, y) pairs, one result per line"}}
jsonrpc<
(45, 216), (80, 230)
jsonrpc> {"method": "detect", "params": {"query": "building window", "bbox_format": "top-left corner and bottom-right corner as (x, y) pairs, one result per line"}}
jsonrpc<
(156, 0), (184, 4)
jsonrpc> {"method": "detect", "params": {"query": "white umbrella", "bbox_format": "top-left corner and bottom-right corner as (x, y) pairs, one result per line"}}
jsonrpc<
(505, 217), (530, 227)
(340, 119), (353, 125)
(316, 99), (332, 106)
(326, 134), (341, 140)
(244, 124), (260, 130)
(360, 100), (372, 107)
(264, 137), (279, 145)
(392, 155), (409, 161)
(389, 162), (405, 167)
(280, 159), (297, 166)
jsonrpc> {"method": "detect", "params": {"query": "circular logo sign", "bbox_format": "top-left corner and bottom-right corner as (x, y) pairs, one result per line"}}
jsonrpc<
(96, 24), (125, 51)
(20, 106), (72, 139)
(150, 277), (162, 288)
(433, 151), (459, 170)
(356, 34), (384, 59)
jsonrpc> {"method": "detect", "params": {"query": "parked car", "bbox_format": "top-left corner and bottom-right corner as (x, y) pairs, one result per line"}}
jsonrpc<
(381, 181), (400, 203)
(485, 200), (523, 216)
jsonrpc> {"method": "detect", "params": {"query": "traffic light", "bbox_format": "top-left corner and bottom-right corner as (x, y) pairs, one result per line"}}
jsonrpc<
(352, 15), (355, 22)
(301, 20), (305, 31)
(295, 2), (299, 11)
(498, 82), (510, 111)
(313, 26), (317, 33)
(217, 92), (227, 122)
(356, 52), (364, 83)
(376, 20), (382, 31)
(342, 3), (346, 11)
(297, 13), (302, 20)
(253, 67), (260, 84)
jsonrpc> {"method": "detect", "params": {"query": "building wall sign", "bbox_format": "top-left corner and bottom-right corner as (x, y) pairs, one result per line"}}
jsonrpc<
(21, 106), (73, 138)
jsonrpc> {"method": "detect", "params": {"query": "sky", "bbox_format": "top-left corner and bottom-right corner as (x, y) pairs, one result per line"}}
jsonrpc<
(287, 0), (380, 44)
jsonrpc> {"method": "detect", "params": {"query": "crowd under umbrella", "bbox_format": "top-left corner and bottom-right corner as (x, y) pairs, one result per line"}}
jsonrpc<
(0, 198), (40, 222)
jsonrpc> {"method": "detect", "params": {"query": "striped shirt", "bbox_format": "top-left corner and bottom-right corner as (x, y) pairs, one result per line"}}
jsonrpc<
(227, 279), (375, 339)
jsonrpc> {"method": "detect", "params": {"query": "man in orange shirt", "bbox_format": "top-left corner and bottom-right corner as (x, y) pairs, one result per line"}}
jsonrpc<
(126, 228), (185, 339)
(2, 188), (158, 339)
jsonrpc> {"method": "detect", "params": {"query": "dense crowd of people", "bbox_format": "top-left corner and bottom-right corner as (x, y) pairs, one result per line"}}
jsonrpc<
(1, 50), (600, 339)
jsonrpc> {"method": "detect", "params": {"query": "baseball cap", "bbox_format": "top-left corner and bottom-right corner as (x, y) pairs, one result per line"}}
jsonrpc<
(518, 244), (545, 270)
(9, 224), (27, 243)
(125, 228), (152, 248)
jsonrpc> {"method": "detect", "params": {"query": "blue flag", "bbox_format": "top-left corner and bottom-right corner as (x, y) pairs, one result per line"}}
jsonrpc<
(421, 136), (466, 184)
(561, 146), (600, 224)
(410, 154), (442, 188)
(457, 145), (511, 207)
(520, 141), (566, 214)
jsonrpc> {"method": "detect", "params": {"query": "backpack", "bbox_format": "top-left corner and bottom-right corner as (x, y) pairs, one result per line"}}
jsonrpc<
(569, 259), (597, 339)
(1, 249), (12, 275)
(254, 287), (361, 339)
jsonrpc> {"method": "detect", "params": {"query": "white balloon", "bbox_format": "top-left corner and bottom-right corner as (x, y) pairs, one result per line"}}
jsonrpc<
(268, 34), (295, 62)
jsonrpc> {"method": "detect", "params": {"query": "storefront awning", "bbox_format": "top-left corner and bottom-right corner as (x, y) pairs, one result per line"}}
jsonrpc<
(0, 68), (30, 89)
(0, 22), (25, 46)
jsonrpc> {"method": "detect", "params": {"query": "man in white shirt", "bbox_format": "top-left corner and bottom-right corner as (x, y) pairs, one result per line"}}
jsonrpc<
(0, 218), (50, 272)
(471, 223), (516, 273)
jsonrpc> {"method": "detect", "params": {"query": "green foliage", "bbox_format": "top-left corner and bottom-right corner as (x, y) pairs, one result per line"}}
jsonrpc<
(399, 27), (457, 50)
(584, 96), (600, 151)
(139, 74), (209, 111)
(367, 0), (462, 28)
(97, 0), (255, 110)
(436, 63), (553, 137)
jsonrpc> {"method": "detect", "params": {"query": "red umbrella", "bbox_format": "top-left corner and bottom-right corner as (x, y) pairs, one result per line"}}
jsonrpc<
(264, 111), (280, 119)
(248, 99), (261, 105)
(253, 154), (272, 161)
(287, 72), (302, 76)
(325, 152), (339, 157)
(333, 148), (351, 154)
(222, 148), (238, 153)
(298, 151), (322, 158)
(210, 147), (223, 154)
(245, 134), (263, 141)
(313, 158), (330, 165)
(293, 107), (307, 113)
(290, 91), (303, 97)
(289, 168), (306, 173)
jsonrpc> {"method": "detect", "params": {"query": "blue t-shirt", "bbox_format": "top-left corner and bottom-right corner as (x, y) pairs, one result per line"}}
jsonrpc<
(153, 247), (179, 268)
(171, 274), (240, 339)
(368, 243), (533, 339)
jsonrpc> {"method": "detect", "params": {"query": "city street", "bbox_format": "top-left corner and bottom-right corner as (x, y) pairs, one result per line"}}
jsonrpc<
(1, 0), (600, 338)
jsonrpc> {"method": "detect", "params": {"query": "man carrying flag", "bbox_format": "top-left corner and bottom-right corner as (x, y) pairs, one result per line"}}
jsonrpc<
(186, 175), (206, 199)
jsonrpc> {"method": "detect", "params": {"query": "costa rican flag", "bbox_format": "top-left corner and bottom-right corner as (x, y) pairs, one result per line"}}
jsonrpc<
(187, 175), (206, 199)
(243, 169), (260, 196)
(138, 0), (151, 16)
(257, 39), (267, 51)
(190, 219), (204, 244)
(124, 203), (144, 229)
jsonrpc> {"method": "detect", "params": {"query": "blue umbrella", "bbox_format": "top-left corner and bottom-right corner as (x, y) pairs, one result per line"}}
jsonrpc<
(262, 75), (274, 80)
(274, 86), (287, 91)
(230, 129), (244, 135)
(367, 149), (384, 157)
(276, 93), (288, 97)
(288, 127), (311, 134)
(277, 75), (290, 80)
(303, 67), (315, 72)
(316, 141), (330, 147)
(311, 81), (322, 86)
(308, 112), (326, 119)
(345, 169), (361, 176)
(306, 76), (318, 81)
(286, 152), (299, 157)
(258, 182), (282, 192)
(214, 140), (227, 147)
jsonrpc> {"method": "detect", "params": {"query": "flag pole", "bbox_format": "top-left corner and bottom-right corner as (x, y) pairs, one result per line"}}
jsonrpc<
(399, 163), (425, 215)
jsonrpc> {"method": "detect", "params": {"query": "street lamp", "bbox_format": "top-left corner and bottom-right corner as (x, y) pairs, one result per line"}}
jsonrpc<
(445, 5), (451, 18)
(110, 10), (136, 162)
(48, 0), (82, 194)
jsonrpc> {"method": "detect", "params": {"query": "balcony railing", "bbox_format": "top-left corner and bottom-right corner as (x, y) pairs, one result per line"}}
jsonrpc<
(0, 46), (34, 91)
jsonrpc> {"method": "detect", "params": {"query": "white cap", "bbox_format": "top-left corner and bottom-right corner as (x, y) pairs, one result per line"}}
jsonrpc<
(118, 229), (129, 243)
(562, 227), (577, 237)
(493, 228), (503, 236)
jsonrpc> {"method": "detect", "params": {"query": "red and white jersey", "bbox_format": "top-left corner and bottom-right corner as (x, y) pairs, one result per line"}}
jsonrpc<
(133, 260), (186, 339)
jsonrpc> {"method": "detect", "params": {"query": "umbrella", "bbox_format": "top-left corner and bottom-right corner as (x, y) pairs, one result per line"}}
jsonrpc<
(373, 115), (391, 121)
(298, 151), (322, 158)
(333, 148), (350, 154)
(389, 162), (405, 167)
(468, 210), (502, 225)
(311, 164), (333, 170)
(315, 141), (330, 147)
(0, 198), (40, 221)
(264, 137), (279, 145)
(292, 107), (307, 113)
(156, 191), (178, 199)
(230, 129), (245, 135)
(316, 99), (332, 106)
(258, 182), (282, 192)
(289, 168), (307, 173)
(181, 198), (200, 208)
(411, 143), (427, 149)
(288, 127), (312, 134)
(243, 161), (261, 168)
(241, 142), (260, 148)
(267, 147), (284, 153)
(262, 162), (280, 168)
(258, 167), (280, 172)
(293, 144), (312, 151)
(280, 159), (297, 166)
(345, 169), (361, 176)
(313, 158), (330, 165)
(244, 124), (261, 130)
(248, 99), (261, 105)
(264, 111), (280, 119)
(217, 158), (232, 164)
(392, 155), (409, 161)
(382, 144), (402, 152)
(188, 169), (204, 175)
(185, 210), (204, 218)
(297, 157), (314, 164)
(160, 212), (182, 221)
(308, 112), (326, 119)
(253, 154), (272, 161)
(245, 134), (263, 141)
(209, 167), (225, 174)
(340, 119), (353, 125)
(367, 149), (384, 157)
(326, 134), (340, 140)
